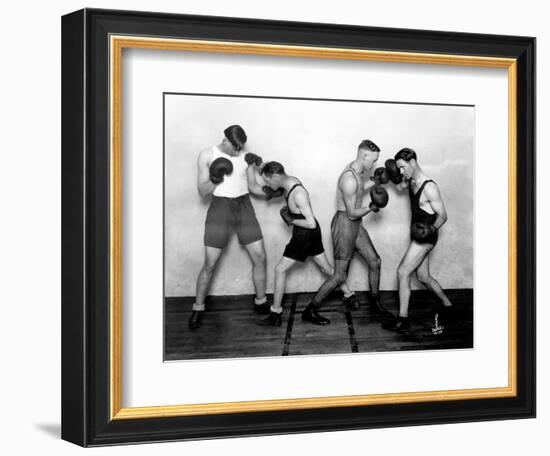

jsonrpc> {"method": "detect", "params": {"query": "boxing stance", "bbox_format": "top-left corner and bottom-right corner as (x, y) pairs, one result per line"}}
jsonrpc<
(189, 125), (271, 330)
(382, 148), (454, 332)
(252, 162), (357, 327)
(303, 139), (390, 325)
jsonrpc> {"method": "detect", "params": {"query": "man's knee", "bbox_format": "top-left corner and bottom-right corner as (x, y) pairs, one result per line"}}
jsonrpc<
(203, 260), (217, 275)
(416, 270), (432, 285)
(249, 249), (266, 266)
(275, 261), (288, 276)
(333, 270), (347, 285)
(370, 255), (381, 271)
(397, 265), (411, 281)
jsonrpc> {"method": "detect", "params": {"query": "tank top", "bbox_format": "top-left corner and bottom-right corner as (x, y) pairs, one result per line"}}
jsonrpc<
(336, 165), (364, 217)
(285, 183), (306, 219)
(210, 146), (249, 198)
(409, 179), (437, 225)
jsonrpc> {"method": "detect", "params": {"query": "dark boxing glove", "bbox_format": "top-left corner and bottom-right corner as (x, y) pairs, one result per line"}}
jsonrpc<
(411, 222), (437, 243)
(209, 157), (233, 184)
(280, 206), (295, 226)
(370, 167), (390, 185)
(244, 152), (263, 166)
(369, 185), (389, 212)
(385, 159), (403, 185)
(262, 185), (285, 200)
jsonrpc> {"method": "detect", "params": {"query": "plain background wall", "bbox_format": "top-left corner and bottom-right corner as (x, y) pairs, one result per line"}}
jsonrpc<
(0, 0), (545, 455)
(165, 94), (473, 296)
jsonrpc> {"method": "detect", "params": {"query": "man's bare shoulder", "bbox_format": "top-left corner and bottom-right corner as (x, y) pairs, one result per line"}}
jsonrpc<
(338, 170), (358, 195)
(292, 184), (309, 204)
(423, 180), (441, 199)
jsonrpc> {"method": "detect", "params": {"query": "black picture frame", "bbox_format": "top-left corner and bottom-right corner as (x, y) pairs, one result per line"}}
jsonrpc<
(61, 8), (536, 447)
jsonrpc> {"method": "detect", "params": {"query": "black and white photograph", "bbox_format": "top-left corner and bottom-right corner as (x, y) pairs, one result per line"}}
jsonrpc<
(163, 93), (474, 361)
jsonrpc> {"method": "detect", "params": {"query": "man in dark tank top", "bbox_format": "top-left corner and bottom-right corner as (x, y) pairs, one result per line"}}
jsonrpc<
(252, 161), (356, 327)
(382, 148), (454, 333)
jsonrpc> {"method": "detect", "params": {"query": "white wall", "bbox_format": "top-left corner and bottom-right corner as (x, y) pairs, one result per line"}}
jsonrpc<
(0, 1), (545, 456)
(165, 94), (474, 296)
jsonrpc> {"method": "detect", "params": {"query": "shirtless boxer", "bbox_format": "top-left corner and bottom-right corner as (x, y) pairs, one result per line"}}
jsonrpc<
(303, 139), (391, 325)
(251, 161), (357, 327)
(382, 148), (454, 333)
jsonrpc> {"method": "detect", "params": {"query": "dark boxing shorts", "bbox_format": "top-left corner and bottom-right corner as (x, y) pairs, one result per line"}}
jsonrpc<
(204, 194), (263, 249)
(283, 219), (324, 262)
(330, 211), (373, 261)
(410, 224), (439, 246)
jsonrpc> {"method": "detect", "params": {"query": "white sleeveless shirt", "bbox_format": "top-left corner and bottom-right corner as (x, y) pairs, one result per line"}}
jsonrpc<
(210, 146), (249, 198)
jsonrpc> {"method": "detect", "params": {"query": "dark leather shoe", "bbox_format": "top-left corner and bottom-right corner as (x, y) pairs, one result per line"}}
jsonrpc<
(342, 293), (360, 311)
(370, 294), (392, 317)
(254, 302), (271, 315)
(302, 303), (330, 325)
(258, 311), (283, 327)
(382, 316), (410, 332)
(188, 310), (203, 330)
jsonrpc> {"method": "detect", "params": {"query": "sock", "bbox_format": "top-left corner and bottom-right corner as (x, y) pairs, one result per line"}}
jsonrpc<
(270, 305), (283, 314)
(343, 291), (354, 298)
(254, 296), (267, 306)
(192, 302), (205, 311)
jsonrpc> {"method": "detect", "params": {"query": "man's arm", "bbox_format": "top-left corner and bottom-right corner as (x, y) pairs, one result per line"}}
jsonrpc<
(425, 182), (448, 229)
(341, 173), (374, 220)
(363, 178), (376, 192)
(246, 164), (266, 196)
(288, 189), (316, 229)
(197, 148), (216, 197)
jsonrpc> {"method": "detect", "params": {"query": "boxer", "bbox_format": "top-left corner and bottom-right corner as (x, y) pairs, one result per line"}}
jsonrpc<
(251, 162), (357, 327)
(382, 148), (454, 333)
(189, 125), (271, 330)
(303, 139), (390, 325)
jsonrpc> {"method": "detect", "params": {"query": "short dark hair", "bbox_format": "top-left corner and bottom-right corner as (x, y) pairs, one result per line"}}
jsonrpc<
(224, 125), (247, 151)
(394, 148), (417, 162)
(260, 161), (286, 176)
(358, 139), (380, 152)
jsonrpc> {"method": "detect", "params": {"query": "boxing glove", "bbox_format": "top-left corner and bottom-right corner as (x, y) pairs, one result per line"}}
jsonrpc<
(411, 222), (437, 243)
(371, 167), (390, 185)
(385, 159), (403, 184)
(280, 206), (296, 226)
(209, 157), (233, 184)
(244, 152), (263, 166)
(262, 186), (285, 200)
(369, 185), (389, 212)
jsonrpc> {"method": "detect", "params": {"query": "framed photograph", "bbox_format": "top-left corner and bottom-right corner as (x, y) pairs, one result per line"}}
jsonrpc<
(61, 8), (535, 447)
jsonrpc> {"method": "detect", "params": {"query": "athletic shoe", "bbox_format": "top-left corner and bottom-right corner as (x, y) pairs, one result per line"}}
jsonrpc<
(188, 310), (203, 330)
(370, 294), (393, 317)
(342, 293), (360, 311)
(302, 303), (330, 325)
(258, 311), (283, 327)
(254, 302), (271, 315)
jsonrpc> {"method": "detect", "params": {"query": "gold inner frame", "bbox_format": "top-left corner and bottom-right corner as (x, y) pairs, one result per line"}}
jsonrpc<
(109, 35), (518, 420)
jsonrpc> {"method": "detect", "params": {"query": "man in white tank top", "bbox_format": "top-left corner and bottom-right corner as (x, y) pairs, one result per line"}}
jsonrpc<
(189, 125), (270, 330)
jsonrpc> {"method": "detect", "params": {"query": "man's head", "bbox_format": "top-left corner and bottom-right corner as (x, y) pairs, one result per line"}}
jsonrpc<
(356, 139), (380, 171)
(394, 148), (418, 179)
(222, 125), (247, 154)
(260, 161), (286, 190)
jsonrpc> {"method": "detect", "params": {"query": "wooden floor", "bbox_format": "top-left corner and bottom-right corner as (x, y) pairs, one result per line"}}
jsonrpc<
(164, 289), (473, 361)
